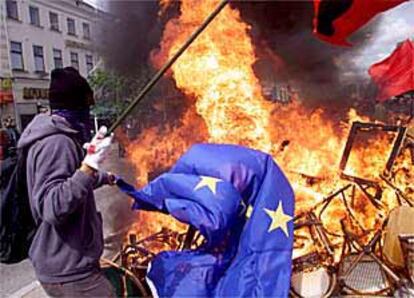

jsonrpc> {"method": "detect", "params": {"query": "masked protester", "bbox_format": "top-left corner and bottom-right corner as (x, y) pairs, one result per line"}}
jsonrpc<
(17, 67), (116, 297)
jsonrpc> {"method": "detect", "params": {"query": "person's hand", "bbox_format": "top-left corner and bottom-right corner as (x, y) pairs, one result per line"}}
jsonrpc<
(82, 126), (113, 170)
(107, 172), (116, 186)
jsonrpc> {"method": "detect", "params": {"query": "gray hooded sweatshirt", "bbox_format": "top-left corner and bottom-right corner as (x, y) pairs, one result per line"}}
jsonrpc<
(17, 114), (106, 283)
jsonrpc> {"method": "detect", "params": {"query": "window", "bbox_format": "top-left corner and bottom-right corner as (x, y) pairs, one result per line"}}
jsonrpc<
(53, 49), (63, 69)
(6, 1), (18, 20)
(70, 52), (79, 70)
(10, 41), (23, 70)
(29, 6), (40, 26)
(49, 12), (59, 31)
(85, 55), (93, 73)
(67, 18), (76, 35)
(82, 23), (90, 39)
(33, 45), (45, 72)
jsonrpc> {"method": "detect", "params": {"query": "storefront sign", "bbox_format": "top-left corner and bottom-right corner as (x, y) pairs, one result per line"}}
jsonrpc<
(65, 39), (91, 50)
(0, 78), (13, 103)
(23, 87), (49, 100)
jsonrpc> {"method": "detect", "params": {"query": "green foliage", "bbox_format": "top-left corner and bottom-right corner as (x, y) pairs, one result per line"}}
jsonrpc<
(91, 100), (129, 120)
(88, 69), (124, 91)
(88, 69), (129, 120)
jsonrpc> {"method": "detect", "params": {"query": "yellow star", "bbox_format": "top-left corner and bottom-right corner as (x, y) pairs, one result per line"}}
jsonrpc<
(264, 201), (292, 237)
(194, 176), (222, 195)
(246, 205), (253, 219)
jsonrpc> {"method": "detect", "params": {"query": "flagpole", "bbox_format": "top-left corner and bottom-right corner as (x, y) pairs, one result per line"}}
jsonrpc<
(108, 0), (230, 134)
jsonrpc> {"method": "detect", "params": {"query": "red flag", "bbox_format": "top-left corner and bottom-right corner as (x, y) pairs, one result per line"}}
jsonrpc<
(313, 0), (408, 46)
(369, 39), (414, 102)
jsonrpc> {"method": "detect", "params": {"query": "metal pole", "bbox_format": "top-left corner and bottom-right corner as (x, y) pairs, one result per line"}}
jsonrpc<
(108, 0), (230, 134)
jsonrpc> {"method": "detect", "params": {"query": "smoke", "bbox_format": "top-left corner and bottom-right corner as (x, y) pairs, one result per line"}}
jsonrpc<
(233, 1), (381, 109)
(99, 1), (382, 112)
(98, 1), (194, 129)
(98, 1), (162, 76)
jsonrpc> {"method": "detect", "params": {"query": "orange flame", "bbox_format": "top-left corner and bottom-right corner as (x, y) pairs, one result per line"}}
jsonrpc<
(125, 0), (413, 260)
(152, 0), (272, 152)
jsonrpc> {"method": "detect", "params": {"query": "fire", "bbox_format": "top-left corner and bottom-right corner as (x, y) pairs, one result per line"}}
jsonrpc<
(125, 108), (208, 239)
(152, 0), (272, 152)
(124, 0), (413, 261)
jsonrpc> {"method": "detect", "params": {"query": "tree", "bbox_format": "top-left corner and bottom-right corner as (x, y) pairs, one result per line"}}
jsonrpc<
(88, 69), (129, 123)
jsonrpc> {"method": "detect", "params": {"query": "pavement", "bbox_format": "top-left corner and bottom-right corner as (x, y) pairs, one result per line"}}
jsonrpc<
(0, 143), (137, 297)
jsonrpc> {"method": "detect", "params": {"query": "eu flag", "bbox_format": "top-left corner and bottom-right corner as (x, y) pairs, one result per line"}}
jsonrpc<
(117, 144), (295, 297)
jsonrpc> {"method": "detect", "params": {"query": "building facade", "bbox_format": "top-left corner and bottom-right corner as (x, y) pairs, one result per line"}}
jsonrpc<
(0, 0), (103, 130)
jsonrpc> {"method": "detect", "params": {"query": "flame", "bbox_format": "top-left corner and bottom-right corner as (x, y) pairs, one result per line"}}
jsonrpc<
(152, 0), (272, 152)
(124, 107), (208, 243)
(124, 0), (413, 260)
(158, 0), (173, 17)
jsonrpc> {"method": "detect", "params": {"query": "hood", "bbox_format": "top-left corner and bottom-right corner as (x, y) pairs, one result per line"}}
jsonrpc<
(17, 114), (79, 149)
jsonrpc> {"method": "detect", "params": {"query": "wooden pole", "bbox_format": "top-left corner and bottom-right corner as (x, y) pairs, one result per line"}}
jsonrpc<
(108, 0), (230, 134)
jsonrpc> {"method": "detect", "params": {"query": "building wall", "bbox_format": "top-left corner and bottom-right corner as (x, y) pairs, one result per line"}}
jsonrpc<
(0, 1), (11, 77)
(1, 0), (104, 130)
(7, 0), (98, 77)
(0, 1), (14, 124)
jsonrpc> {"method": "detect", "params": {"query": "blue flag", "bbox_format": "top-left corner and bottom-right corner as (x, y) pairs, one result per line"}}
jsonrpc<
(117, 144), (295, 297)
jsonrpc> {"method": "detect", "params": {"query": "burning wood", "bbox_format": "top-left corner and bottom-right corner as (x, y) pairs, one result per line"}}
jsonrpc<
(124, 0), (412, 256)
(117, 120), (412, 296)
(112, 1), (413, 296)
(339, 121), (408, 181)
(102, 227), (193, 297)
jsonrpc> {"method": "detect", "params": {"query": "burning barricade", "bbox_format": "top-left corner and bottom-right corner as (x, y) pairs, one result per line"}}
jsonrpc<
(100, 1), (413, 296)
(105, 117), (412, 297)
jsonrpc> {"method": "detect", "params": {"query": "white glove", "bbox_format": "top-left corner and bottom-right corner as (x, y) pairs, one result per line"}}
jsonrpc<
(82, 126), (113, 170)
